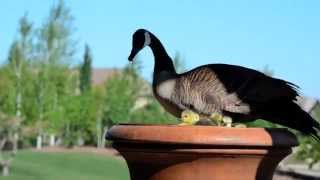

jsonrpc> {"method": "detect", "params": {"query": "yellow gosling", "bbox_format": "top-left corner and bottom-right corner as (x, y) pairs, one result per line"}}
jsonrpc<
(210, 112), (224, 126)
(179, 110), (200, 126)
(222, 116), (233, 127)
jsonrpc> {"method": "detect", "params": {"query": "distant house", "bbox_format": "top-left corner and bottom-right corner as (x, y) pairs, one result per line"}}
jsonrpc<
(91, 68), (153, 110)
(296, 96), (320, 120)
(91, 68), (151, 93)
(91, 68), (120, 86)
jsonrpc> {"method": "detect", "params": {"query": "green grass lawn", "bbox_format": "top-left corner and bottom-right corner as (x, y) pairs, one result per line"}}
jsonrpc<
(1, 150), (130, 180)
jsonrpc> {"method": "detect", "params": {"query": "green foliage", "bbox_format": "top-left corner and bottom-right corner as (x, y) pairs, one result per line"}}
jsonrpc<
(245, 119), (279, 128)
(32, 0), (77, 137)
(61, 90), (102, 146)
(5, 14), (33, 119)
(102, 58), (179, 126)
(37, 0), (75, 64)
(19, 14), (33, 40)
(295, 105), (320, 169)
(0, 114), (21, 143)
(8, 41), (23, 69)
(296, 136), (320, 169)
(0, 66), (16, 115)
(102, 65), (142, 126)
(314, 105), (320, 121)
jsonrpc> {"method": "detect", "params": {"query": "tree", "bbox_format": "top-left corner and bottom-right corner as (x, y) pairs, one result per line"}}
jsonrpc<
(58, 44), (95, 147)
(92, 87), (106, 148)
(6, 42), (24, 155)
(0, 70), (17, 176)
(8, 14), (33, 119)
(33, 0), (76, 148)
(103, 67), (140, 125)
(0, 16), (34, 173)
(79, 55), (107, 147)
(103, 59), (144, 122)
(80, 44), (92, 93)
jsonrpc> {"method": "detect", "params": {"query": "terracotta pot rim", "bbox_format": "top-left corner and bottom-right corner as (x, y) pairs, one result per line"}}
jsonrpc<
(106, 124), (298, 148)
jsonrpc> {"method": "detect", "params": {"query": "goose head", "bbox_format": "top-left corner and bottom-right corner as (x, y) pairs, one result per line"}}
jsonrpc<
(128, 29), (151, 62)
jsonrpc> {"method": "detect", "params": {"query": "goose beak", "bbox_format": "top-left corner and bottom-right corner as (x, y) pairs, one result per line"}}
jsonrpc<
(128, 48), (139, 62)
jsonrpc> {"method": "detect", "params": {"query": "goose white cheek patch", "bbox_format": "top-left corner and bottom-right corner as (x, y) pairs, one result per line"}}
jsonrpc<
(143, 32), (151, 47)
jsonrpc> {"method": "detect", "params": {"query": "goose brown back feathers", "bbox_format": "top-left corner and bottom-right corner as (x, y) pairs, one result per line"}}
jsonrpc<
(169, 63), (298, 117)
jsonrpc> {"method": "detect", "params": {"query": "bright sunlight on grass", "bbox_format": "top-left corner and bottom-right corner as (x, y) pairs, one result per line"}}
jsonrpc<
(3, 151), (130, 180)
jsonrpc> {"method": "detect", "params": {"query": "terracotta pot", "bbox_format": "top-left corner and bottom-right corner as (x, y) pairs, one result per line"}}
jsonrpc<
(106, 124), (298, 180)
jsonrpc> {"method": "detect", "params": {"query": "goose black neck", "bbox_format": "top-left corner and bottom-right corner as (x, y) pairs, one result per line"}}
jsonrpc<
(149, 33), (176, 75)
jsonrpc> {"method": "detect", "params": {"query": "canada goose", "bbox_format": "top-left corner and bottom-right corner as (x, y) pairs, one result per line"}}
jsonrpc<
(128, 29), (320, 141)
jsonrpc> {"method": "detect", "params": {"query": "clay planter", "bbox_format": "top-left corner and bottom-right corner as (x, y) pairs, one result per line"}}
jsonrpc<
(106, 124), (298, 180)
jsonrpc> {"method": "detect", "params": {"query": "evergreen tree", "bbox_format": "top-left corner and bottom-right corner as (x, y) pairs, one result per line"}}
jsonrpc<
(80, 44), (92, 93)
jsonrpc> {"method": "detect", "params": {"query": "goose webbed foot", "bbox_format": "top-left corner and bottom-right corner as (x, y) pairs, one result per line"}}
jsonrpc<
(179, 110), (200, 126)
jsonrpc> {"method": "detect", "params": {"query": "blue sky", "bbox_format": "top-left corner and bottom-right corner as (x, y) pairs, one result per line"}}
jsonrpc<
(1, 0), (320, 98)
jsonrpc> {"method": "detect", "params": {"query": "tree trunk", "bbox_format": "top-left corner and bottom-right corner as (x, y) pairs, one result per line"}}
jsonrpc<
(77, 136), (84, 146)
(49, 134), (55, 146)
(16, 92), (21, 117)
(2, 164), (9, 176)
(36, 135), (42, 149)
(101, 126), (108, 148)
(96, 117), (102, 148)
(12, 133), (18, 155)
(1, 160), (11, 176)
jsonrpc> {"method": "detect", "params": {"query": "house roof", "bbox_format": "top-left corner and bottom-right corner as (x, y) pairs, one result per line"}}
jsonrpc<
(91, 68), (120, 86)
(91, 68), (152, 94)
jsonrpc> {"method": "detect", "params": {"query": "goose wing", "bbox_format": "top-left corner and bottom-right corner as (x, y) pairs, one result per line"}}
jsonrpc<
(175, 64), (299, 115)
